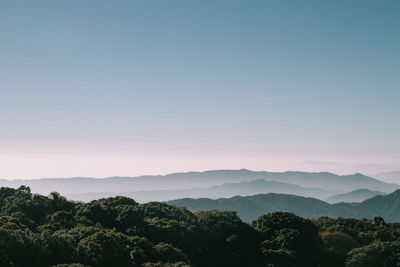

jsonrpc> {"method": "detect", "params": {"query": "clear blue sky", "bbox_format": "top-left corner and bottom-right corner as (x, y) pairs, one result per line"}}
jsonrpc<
(0, 0), (399, 179)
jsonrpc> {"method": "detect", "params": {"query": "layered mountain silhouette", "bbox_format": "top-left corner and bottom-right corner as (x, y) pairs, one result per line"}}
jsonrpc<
(325, 189), (386, 203)
(2, 169), (400, 223)
(168, 189), (400, 222)
(66, 179), (332, 203)
(0, 170), (397, 202)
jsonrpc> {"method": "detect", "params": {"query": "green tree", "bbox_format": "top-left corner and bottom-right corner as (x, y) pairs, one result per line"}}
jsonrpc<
(252, 212), (323, 267)
(346, 241), (400, 267)
(153, 242), (189, 264)
(320, 231), (359, 267)
(75, 229), (152, 267)
(75, 196), (145, 231)
(192, 210), (261, 267)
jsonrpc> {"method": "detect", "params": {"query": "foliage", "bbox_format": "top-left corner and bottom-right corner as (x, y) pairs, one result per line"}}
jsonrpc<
(0, 186), (399, 267)
(252, 212), (323, 267)
(75, 229), (152, 267)
(53, 264), (89, 267)
(346, 241), (400, 267)
(320, 231), (359, 267)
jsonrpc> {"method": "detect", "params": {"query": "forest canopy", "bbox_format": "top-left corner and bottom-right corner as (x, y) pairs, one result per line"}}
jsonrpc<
(0, 185), (399, 267)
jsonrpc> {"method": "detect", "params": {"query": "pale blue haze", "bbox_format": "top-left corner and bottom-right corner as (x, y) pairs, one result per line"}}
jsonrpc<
(0, 0), (399, 178)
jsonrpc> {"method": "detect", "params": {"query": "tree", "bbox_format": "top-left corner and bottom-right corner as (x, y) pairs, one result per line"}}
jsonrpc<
(252, 212), (323, 267)
(320, 231), (359, 267)
(75, 229), (152, 267)
(192, 210), (261, 267)
(53, 264), (89, 267)
(152, 242), (189, 264)
(346, 241), (400, 267)
(0, 227), (44, 266)
(135, 202), (196, 225)
(75, 196), (145, 231)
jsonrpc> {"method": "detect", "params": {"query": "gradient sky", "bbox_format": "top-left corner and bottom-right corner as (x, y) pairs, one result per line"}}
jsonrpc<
(0, 0), (399, 179)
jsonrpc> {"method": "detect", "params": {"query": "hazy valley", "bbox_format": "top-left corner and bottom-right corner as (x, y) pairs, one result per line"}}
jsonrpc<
(1, 169), (399, 223)
(1, 169), (397, 204)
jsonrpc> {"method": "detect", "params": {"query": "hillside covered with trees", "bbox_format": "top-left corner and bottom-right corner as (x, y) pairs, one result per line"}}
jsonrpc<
(1, 186), (400, 267)
(169, 189), (400, 222)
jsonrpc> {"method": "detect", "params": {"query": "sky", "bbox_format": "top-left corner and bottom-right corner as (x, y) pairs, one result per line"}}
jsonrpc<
(0, 0), (399, 179)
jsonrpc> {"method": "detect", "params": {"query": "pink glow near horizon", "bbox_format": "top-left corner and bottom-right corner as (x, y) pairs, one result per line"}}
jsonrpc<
(1, 141), (399, 181)
(0, 151), (399, 181)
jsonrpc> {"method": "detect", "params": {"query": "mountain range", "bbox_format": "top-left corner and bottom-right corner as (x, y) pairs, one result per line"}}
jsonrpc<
(66, 179), (332, 203)
(168, 189), (400, 222)
(2, 169), (400, 223)
(0, 169), (398, 202)
(325, 189), (386, 203)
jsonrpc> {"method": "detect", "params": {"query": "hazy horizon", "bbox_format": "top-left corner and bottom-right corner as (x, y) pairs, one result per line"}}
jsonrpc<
(0, 166), (399, 182)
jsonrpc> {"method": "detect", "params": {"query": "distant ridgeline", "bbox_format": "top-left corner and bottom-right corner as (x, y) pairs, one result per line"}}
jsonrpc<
(0, 170), (398, 203)
(1, 186), (400, 267)
(168, 189), (400, 222)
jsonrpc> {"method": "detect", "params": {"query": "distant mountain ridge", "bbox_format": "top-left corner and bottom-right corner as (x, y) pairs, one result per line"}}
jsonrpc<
(168, 189), (400, 222)
(325, 189), (386, 203)
(66, 179), (333, 203)
(0, 169), (398, 201)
